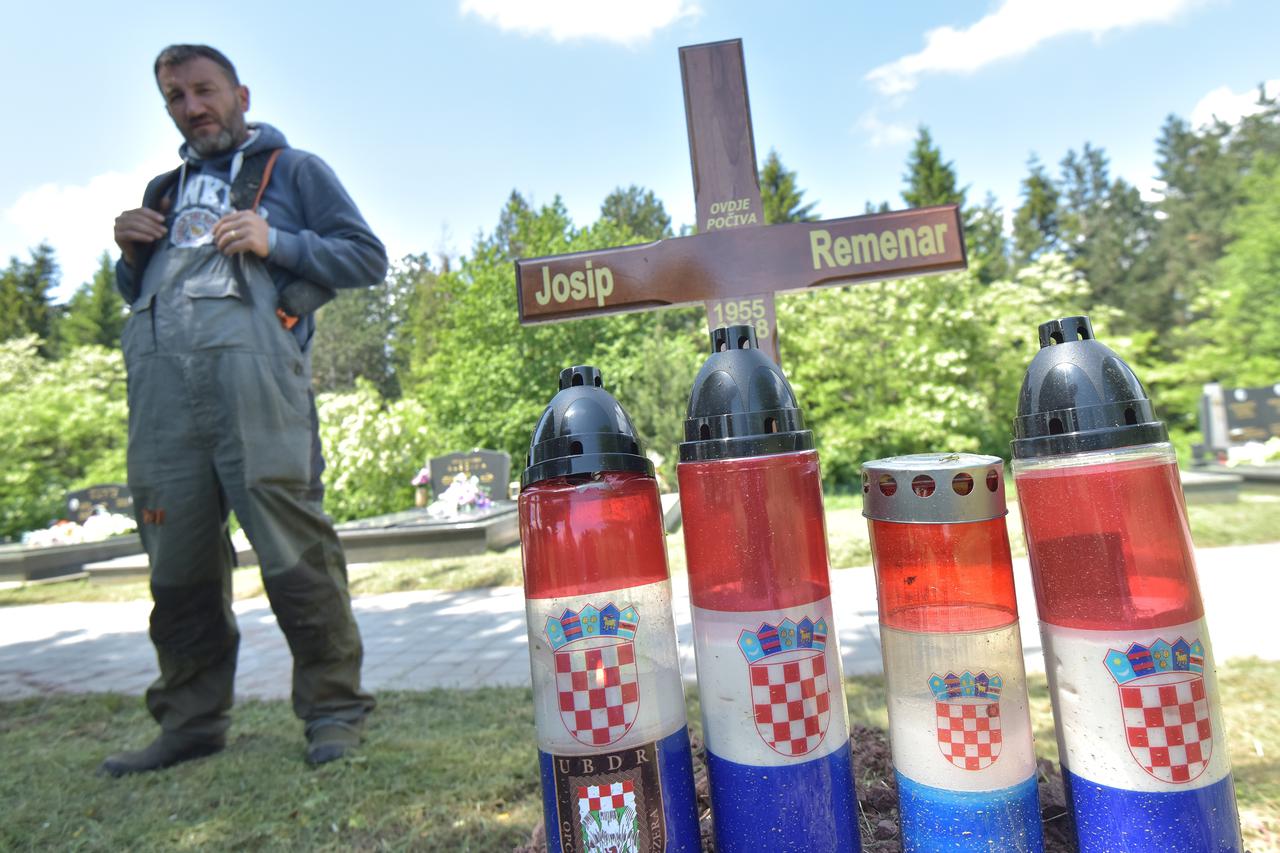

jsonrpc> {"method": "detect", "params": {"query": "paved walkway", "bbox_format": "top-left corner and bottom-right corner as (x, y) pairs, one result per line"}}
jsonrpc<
(1, 544), (1276, 701)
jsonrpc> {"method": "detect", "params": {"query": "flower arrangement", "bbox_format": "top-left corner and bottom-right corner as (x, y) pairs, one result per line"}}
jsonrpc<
(21, 510), (137, 548)
(1226, 437), (1280, 467)
(427, 474), (494, 519)
(411, 466), (431, 487)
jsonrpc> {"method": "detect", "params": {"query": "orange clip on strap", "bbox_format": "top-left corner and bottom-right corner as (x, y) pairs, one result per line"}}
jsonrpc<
(276, 308), (299, 330)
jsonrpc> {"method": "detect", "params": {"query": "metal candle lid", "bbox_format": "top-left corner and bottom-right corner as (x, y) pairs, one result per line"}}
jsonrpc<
(862, 453), (1006, 524)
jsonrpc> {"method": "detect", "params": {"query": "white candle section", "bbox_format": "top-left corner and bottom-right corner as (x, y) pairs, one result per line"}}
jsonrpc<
(1041, 618), (1233, 792)
(690, 597), (850, 767)
(527, 579), (688, 754)
(881, 622), (1037, 792)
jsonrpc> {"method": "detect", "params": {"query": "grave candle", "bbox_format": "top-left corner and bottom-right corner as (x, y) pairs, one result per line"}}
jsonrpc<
(1011, 316), (1242, 852)
(519, 365), (700, 852)
(677, 325), (860, 852)
(862, 453), (1043, 852)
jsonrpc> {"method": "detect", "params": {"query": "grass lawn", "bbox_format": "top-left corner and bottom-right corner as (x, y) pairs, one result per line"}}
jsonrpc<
(1, 661), (1274, 851)
(3, 485), (1276, 607)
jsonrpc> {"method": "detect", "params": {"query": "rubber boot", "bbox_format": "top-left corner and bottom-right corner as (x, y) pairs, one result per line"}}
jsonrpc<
(99, 733), (225, 777)
(305, 720), (361, 766)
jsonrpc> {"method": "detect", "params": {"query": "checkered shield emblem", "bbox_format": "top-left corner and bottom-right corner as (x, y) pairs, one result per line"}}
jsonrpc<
(1118, 671), (1212, 784)
(577, 781), (640, 853)
(749, 648), (831, 757)
(555, 637), (640, 747)
(935, 697), (1002, 771)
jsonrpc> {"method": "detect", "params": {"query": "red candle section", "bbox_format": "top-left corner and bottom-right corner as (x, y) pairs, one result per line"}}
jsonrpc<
(869, 516), (1018, 633)
(1015, 455), (1204, 631)
(678, 450), (832, 612)
(520, 471), (670, 600)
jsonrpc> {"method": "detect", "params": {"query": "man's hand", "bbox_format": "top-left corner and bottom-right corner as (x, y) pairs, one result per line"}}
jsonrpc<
(213, 211), (270, 258)
(114, 207), (167, 268)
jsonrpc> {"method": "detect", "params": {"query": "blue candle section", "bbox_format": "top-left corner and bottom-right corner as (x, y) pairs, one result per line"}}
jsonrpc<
(1062, 767), (1243, 853)
(704, 740), (860, 852)
(539, 726), (701, 852)
(895, 772), (1043, 852)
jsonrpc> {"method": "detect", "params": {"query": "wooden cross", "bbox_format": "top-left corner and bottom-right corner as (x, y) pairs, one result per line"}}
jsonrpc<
(514, 39), (967, 363)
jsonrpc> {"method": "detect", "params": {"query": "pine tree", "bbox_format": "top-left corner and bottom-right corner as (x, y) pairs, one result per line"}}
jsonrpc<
(0, 244), (59, 353)
(1055, 144), (1155, 321)
(599, 185), (672, 240)
(967, 193), (1010, 284)
(902, 127), (967, 210)
(1012, 156), (1060, 267)
(59, 253), (126, 349)
(759, 149), (817, 224)
(493, 190), (533, 261)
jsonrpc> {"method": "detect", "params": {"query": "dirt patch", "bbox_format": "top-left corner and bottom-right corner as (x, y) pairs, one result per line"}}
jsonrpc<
(516, 724), (1077, 852)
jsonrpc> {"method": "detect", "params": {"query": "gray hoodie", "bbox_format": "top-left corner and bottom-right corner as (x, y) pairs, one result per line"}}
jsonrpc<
(116, 123), (387, 346)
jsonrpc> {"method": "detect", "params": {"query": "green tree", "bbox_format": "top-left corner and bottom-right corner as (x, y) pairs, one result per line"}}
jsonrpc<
(317, 381), (434, 521)
(599, 185), (673, 239)
(408, 198), (629, 463)
(902, 127), (993, 270)
(1185, 155), (1280, 384)
(902, 127), (967, 211)
(401, 192), (706, 489)
(311, 285), (397, 398)
(396, 253), (445, 382)
(492, 190), (534, 261)
(1054, 144), (1155, 322)
(778, 255), (1129, 487)
(760, 149), (817, 224)
(1012, 156), (1061, 267)
(1146, 98), (1280, 336)
(59, 253), (126, 349)
(0, 244), (60, 352)
(0, 337), (128, 539)
(967, 193), (1010, 284)
(312, 254), (435, 400)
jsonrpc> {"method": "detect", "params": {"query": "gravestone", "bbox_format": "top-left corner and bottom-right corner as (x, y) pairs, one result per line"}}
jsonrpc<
(429, 449), (512, 500)
(514, 39), (967, 363)
(1198, 382), (1280, 456)
(1221, 384), (1280, 443)
(1192, 381), (1280, 489)
(65, 484), (133, 525)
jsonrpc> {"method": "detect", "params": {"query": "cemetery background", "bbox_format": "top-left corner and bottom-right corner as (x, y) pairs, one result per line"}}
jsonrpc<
(1, 33), (1279, 853)
(4, 96), (1280, 537)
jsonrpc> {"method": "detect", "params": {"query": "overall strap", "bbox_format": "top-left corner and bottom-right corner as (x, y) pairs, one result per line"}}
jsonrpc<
(230, 148), (284, 211)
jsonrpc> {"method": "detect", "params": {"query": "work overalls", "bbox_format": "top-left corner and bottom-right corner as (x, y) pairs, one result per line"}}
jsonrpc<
(122, 232), (374, 744)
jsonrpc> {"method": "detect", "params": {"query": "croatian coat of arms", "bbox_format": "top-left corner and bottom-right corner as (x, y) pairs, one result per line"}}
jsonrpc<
(738, 616), (831, 757)
(546, 604), (641, 747)
(1105, 637), (1212, 784)
(576, 781), (640, 853)
(929, 670), (1003, 771)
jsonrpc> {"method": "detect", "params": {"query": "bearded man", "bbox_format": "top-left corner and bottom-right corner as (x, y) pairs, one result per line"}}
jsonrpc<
(102, 44), (384, 776)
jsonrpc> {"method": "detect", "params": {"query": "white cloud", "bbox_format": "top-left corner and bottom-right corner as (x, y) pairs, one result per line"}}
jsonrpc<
(2, 156), (172, 300)
(866, 0), (1202, 96)
(460, 0), (699, 44)
(856, 111), (913, 148)
(1190, 80), (1280, 129)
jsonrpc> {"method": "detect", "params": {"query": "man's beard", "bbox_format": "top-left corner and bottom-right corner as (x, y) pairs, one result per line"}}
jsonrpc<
(185, 112), (247, 158)
(188, 127), (237, 157)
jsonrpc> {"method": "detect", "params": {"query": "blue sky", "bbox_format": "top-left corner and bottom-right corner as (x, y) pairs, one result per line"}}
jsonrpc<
(2, 0), (1277, 300)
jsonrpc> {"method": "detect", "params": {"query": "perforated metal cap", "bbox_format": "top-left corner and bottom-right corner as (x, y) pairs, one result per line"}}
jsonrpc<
(862, 453), (1007, 524)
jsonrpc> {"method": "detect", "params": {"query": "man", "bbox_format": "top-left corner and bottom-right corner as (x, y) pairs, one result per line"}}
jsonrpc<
(102, 44), (385, 777)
